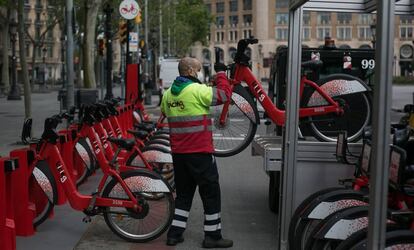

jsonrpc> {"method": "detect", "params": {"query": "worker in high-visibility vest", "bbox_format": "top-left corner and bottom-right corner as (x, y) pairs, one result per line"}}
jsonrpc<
(161, 57), (233, 248)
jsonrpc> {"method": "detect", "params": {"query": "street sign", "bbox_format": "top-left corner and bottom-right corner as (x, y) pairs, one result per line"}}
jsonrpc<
(129, 32), (138, 52)
(119, 0), (140, 20)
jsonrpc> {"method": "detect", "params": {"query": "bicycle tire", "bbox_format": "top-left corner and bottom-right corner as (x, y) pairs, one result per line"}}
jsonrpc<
(212, 85), (259, 157)
(102, 169), (174, 242)
(304, 74), (371, 142)
(74, 138), (95, 185)
(288, 187), (345, 249)
(349, 230), (414, 250)
(30, 161), (58, 227)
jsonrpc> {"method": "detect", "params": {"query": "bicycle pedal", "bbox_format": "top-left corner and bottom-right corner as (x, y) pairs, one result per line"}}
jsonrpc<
(82, 216), (92, 223)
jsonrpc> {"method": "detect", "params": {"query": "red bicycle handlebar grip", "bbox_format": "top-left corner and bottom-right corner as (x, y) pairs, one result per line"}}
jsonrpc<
(9, 149), (35, 237)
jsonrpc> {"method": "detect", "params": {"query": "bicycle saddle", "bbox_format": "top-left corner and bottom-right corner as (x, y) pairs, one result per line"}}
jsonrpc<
(393, 127), (410, 148)
(135, 123), (155, 132)
(301, 60), (323, 70)
(127, 129), (149, 140)
(107, 137), (135, 151)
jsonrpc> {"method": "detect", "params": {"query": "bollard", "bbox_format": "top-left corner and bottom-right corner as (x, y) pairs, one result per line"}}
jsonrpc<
(8, 149), (35, 236)
(3, 158), (19, 250)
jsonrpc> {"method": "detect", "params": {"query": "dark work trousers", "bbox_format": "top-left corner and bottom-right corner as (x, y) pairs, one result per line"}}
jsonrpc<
(167, 153), (222, 240)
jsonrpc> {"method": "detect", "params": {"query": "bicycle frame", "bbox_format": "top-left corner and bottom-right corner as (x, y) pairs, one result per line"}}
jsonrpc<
(220, 64), (342, 126)
(33, 133), (140, 211)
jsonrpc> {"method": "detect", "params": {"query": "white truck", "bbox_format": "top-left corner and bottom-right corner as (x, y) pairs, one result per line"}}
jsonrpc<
(159, 58), (180, 90)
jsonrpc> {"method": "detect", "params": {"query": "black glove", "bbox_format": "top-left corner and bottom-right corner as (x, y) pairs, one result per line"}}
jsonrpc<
(214, 63), (227, 73)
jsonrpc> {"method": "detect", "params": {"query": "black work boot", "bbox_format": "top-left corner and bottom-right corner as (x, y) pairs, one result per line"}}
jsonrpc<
(202, 236), (233, 248)
(166, 236), (184, 246)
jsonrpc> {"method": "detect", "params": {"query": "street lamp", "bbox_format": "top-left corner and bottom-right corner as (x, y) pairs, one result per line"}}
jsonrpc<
(40, 47), (47, 92)
(370, 19), (377, 49)
(7, 18), (21, 100)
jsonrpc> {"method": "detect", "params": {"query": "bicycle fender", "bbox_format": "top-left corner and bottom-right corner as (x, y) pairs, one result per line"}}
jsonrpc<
(130, 150), (172, 165)
(233, 84), (260, 124)
(111, 169), (173, 193)
(32, 165), (56, 203)
(314, 206), (370, 241)
(75, 141), (93, 171)
(307, 74), (371, 107)
(303, 189), (367, 220)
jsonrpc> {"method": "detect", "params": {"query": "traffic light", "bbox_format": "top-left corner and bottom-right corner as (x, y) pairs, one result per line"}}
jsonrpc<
(135, 11), (142, 24)
(119, 21), (128, 44)
(98, 38), (105, 56)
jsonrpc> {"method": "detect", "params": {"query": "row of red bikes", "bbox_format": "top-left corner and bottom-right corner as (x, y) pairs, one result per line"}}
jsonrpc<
(288, 104), (414, 249)
(2, 98), (177, 245)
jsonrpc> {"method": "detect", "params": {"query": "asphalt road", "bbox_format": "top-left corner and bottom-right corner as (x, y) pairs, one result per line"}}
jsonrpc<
(3, 85), (412, 250)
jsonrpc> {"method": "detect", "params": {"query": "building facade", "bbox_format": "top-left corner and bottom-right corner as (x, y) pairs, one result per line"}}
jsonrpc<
(21, 0), (63, 85)
(193, 0), (414, 79)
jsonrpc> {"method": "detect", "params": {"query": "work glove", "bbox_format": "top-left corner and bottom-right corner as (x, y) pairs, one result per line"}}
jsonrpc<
(214, 63), (227, 73)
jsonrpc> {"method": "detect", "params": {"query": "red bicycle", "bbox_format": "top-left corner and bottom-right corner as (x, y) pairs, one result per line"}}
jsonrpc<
(29, 114), (174, 242)
(211, 38), (371, 157)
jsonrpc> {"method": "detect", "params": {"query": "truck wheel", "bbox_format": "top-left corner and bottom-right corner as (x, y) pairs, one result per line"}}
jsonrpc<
(269, 171), (280, 213)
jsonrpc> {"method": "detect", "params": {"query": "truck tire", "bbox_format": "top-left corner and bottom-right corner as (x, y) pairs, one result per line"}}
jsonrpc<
(269, 171), (280, 213)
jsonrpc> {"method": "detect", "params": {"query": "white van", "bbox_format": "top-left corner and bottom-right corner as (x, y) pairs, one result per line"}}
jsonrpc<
(159, 58), (180, 90)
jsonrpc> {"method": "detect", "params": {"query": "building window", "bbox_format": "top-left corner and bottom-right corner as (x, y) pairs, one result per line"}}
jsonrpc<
(207, 33), (211, 41)
(216, 32), (224, 42)
(243, 30), (252, 39)
(337, 27), (352, 41)
(276, 0), (289, 8)
(400, 26), (414, 40)
(337, 13), (352, 25)
(317, 13), (331, 25)
(47, 45), (53, 58)
(276, 13), (288, 25)
(303, 12), (310, 25)
(229, 0), (238, 12)
(229, 47), (237, 60)
(358, 27), (372, 40)
(243, 0), (252, 10)
(229, 15), (238, 27)
(303, 27), (310, 41)
(243, 14), (252, 25)
(358, 14), (373, 25)
(25, 42), (31, 56)
(205, 4), (211, 13)
(216, 16), (225, 27)
(317, 27), (331, 40)
(216, 2), (224, 13)
(400, 16), (414, 24)
(276, 28), (288, 41)
(229, 31), (238, 41)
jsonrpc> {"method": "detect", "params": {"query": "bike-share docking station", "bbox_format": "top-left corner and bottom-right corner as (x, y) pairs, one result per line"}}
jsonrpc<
(250, 1), (413, 249)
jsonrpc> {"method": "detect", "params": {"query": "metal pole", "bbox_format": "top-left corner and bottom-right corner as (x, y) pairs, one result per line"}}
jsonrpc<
(7, 20), (21, 100)
(60, 20), (66, 89)
(144, 0), (148, 74)
(104, 3), (114, 100)
(367, 1), (395, 249)
(159, 0), (163, 59)
(65, 0), (75, 110)
(279, 6), (303, 250)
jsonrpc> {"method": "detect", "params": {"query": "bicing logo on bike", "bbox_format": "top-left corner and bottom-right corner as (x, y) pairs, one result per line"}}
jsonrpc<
(92, 140), (101, 155)
(56, 162), (68, 183)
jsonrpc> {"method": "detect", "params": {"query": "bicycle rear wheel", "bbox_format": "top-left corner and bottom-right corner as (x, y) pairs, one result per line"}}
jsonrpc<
(305, 75), (371, 142)
(30, 161), (58, 227)
(211, 85), (259, 157)
(102, 169), (174, 242)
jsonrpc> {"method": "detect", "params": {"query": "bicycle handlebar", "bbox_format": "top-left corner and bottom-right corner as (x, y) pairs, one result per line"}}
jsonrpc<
(234, 38), (258, 65)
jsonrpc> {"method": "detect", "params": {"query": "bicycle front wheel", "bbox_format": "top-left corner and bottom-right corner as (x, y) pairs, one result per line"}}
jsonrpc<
(211, 85), (259, 157)
(102, 169), (173, 242)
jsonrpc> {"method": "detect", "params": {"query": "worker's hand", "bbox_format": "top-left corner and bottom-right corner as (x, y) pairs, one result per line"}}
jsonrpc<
(214, 63), (227, 73)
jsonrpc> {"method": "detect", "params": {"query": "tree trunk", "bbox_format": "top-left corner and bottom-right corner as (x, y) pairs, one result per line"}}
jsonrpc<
(17, 0), (31, 118)
(0, 19), (10, 96)
(30, 43), (37, 89)
(82, 0), (101, 89)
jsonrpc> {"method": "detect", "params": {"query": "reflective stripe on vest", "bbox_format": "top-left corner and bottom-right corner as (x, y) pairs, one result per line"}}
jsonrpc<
(168, 114), (212, 123)
(211, 87), (228, 105)
(168, 114), (213, 134)
(170, 125), (213, 134)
